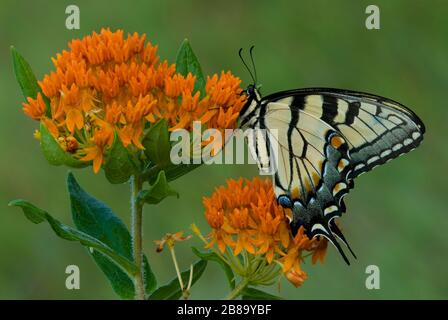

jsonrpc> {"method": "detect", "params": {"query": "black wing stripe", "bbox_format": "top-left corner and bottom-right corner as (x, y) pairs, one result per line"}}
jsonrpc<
(266, 114), (327, 164)
(321, 95), (338, 124)
(288, 98), (301, 189)
(292, 95), (306, 110)
(345, 101), (360, 125)
(294, 157), (305, 200)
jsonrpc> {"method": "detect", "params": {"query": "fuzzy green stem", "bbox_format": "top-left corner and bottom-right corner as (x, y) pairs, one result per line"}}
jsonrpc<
(225, 277), (250, 300)
(131, 175), (145, 300)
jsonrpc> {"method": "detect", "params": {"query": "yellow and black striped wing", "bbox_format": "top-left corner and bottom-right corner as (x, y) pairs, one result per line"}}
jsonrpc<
(241, 87), (425, 263)
(263, 88), (425, 179)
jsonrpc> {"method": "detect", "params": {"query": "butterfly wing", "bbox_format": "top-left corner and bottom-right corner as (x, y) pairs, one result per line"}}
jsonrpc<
(262, 88), (425, 178)
(253, 99), (356, 262)
(244, 88), (425, 263)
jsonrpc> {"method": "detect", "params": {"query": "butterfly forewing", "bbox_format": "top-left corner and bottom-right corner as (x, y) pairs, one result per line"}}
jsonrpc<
(262, 101), (331, 202)
(262, 88), (425, 178)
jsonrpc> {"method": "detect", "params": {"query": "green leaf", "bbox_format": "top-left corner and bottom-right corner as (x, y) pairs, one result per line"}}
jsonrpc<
(164, 163), (202, 182)
(40, 122), (88, 168)
(241, 287), (283, 300)
(192, 247), (235, 289)
(90, 251), (155, 299)
(148, 260), (207, 300)
(137, 170), (179, 205)
(90, 252), (134, 299)
(142, 119), (171, 168)
(142, 129), (203, 183)
(175, 39), (206, 98)
(8, 199), (138, 277)
(103, 132), (137, 184)
(11, 46), (51, 116)
(67, 173), (157, 299)
(142, 163), (202, 185)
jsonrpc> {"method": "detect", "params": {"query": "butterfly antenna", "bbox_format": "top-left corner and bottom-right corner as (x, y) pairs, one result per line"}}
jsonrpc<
(249, 45), (258, 84)
(238, 48), (255, 84)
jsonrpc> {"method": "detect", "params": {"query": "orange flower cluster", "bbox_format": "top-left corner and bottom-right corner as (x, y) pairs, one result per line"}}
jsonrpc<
(203, 177), (328, 287)
(22, 28), (246, 173)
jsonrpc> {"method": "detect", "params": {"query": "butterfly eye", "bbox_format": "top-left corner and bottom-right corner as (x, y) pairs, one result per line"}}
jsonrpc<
(277, 195), (292, 208)
(245, 85), (255, 96)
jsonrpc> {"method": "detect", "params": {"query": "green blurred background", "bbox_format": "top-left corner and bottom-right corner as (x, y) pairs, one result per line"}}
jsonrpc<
(0, 0), (447, 299)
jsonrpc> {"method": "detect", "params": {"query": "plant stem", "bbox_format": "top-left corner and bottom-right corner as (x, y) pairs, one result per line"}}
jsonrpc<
(131, 174), (145, 300)
(170, 246), (184, 290)
(225, 277), (250, 300)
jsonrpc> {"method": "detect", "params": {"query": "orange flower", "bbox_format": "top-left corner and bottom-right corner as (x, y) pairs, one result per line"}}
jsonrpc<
(206, 71), (246, 130)
(23, 93), (46, 120)
(80, 125), (114, 173)
(154, 231), (192, 253)
(202, 177), (328, 287)
(204, 207), (235, 253)
(21, 28), (246, 173)
(285, 264), (308, 288)
(310, 236), (328, 265)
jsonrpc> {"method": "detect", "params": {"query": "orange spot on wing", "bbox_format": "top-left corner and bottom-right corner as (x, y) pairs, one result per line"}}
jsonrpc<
(331, 136), (345, 149)
(318, 160), (324, 171)
(312, 172), (320, 187)
(304, 179), (312, 193)
(333, 182), (346, 194)
(284, 208), (293, 222)
(291, 187), (300, 199)
(333, 184), (340, 193)
(338, 159), (346, 171)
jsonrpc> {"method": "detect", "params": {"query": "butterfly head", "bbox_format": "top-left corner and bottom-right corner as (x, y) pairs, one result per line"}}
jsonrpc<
(244, 84), (261, 102)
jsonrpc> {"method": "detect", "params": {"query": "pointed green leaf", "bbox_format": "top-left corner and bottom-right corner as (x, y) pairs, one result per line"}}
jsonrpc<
(142, 119), (171, 167)
(40, 122), (88, 168)
(103, 132), (137, 184)
(148, 260), (207, 300)
(165, 163), (202, 182)
(175, 39), (206, 98)
(137, 170), (179, 205)
(90, 250), (154, 299)
(241, 287), (283, 300)
(11, 46), (51, 116)
(142, 128), (203, 183)
(67, 173), (157, 299)
(142, 163), (202, 185)
(192, 247), (235, 289)
(8, 199), (138, 277)
(90, 252), (135, 299)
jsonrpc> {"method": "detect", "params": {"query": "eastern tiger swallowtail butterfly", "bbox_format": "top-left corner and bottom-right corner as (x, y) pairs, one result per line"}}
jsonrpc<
(238, 48), (425, 264)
